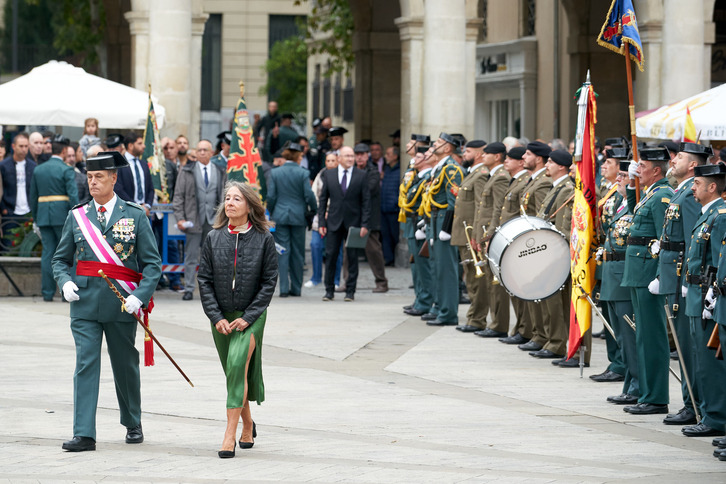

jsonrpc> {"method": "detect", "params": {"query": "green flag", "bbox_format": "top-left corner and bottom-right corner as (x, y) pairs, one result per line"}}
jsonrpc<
(227, 82), (266, 201)
(142, 90), (168, 203)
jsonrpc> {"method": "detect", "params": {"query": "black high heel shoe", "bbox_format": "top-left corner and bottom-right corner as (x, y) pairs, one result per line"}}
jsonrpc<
(239, 421), (256, 449)
(218, 447), (235, 458)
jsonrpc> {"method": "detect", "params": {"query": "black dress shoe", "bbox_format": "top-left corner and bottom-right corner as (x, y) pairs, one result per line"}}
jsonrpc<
(592, 330), (603, 339)
(322, 292), (334, 301)
(713, 447), (726, 458)
(718, 450), (726, 461)
(239, 421), (257, 449)
(558, 358), (589, 368)
(623, 403), (668, 415)
(499, 333), (529, 345)
(126, 424), (144, 444)
(682, 423), (726, 437)
(404, 308), (426, 316)
(182, 291), (193, 301)
(289, 292), (301, 297)
(62, 436), (96, 452)
(456, 324), (482, 333)
(608, 393), (638, 405)
(459, 295), (471, 304)
(530, 349), (564, 359)
(713, 437), (726, 447)
(279, 293), (289, 298)
(663, 407), (697, 426)
(589, 370), (625, 382)
(518, 341), (543, 351)
(403, 305), (413, 311)
(551, 358), (567, 366)
(421, 313), (438, 321)
(344, 293), (355, 302)
(474, 328), (508, 338)
(426, 319), (458, 326)
(670, 350), (679, 361)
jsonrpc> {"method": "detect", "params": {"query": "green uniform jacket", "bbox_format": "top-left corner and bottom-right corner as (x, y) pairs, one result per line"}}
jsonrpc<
(600, 197), (632, 301)
(684, 198), (726, 318)
(210, 153), (227, 172)
(498, 171), (531, 225)
(476, 164), (511, 241)
(29, 156), (78, 227)
(402, 169), (429, 239)
(622, 178), (674, 287)
(52, 198), (162, 323)
(713, 214), (726, 326)
(656, 177), (699, 295)
(520, 168), (552, 215)
(266, 161), (317, 226)
(451, 164), (488, 246)
(536, 177), (574, 239)
(427, 157), (463, 240)
(265, 125), (299, 156)
(596, 186), (620, 280)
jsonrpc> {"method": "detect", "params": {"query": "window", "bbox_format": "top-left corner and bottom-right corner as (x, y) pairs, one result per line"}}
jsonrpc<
(323, 76), (331, 117)
(526, 0), (536, 36)
(343, 78), (354, 122)
(334, 74), (341, 117)
(312, 64), (321, 119)
(201, 14), (222, 111)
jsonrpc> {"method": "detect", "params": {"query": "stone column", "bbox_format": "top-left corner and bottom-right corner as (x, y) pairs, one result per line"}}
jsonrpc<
(190, 12), (209, 142)
(124, 8), (149, 94)
(661, 0), (705, 104)
(394, 14), (424, 162)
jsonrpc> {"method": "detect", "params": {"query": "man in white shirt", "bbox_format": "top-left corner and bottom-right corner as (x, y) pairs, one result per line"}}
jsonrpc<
(0, 132), (35, 252)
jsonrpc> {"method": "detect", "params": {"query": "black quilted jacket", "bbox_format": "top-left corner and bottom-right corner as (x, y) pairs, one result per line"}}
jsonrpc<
(198, 227), (278, 325)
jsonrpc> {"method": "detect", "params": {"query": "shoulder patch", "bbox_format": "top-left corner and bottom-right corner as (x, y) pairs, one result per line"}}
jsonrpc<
(71, 202), (86, 210)
(126, 201), (145, 211)
(719, 209), (726, 214)
(661, 198), (671, 203)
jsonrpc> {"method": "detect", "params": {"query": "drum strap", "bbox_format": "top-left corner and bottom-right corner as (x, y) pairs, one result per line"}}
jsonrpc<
(542, 184), (568, 218)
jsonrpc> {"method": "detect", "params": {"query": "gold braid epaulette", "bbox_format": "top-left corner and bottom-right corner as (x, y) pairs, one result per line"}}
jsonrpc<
(420, 163), (463, 217)
(397, 170), (416, 223)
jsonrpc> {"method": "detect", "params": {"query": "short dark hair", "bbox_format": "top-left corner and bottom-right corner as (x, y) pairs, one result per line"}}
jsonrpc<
(685, 152), (708, 166)
(124, 132), (141, 147)
(714, 176), (726, 194)
(51, 142), (66, 155)
(13, 132), (29, 144)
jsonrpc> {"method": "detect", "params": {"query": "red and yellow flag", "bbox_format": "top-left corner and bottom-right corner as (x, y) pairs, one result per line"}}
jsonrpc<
(228, 81), (266, 201)
(683, 105), (697, 143)
(568, 81), (598, 360)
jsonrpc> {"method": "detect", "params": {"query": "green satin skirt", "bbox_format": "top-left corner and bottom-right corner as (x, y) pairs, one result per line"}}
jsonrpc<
(210, 310), (266, 408)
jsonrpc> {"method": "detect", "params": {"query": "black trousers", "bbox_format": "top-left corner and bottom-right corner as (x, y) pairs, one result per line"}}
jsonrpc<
(324, 226), (359, 295)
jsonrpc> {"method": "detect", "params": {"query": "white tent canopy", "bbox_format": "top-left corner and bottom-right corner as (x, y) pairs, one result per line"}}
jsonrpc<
(0, 60), (165, 129)
(636, 83), (726, 141)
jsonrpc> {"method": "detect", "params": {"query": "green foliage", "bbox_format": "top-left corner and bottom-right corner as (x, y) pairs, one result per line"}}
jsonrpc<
(51, 0), (106, 69)
(294, 0), (354, 77)
(262, 34), (308, 114)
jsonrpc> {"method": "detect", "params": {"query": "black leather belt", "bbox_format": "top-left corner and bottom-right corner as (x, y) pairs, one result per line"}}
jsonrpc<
(686, 274), (704, 285)
(603, 251), (626, 262)
(716, 285), (726, 296)
(627, 236), (654, 246)
(660, 240), (685, 251)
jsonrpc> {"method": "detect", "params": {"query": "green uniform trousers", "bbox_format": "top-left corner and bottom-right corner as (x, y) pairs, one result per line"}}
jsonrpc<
(273, 224), (306, 296)
(606, 300), (640, 397)
(673, 306), (700, 412)
(39, 225), (63, 300)
(70, 317), (140, 440)
(690, 317), (726, 431)
(601, 303), (626, 376)
(408, 238), (433, 313)
(631, 288), (669, 405)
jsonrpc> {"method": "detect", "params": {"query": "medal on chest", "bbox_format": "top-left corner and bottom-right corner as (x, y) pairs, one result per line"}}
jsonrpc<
(112, 218), (136, 243)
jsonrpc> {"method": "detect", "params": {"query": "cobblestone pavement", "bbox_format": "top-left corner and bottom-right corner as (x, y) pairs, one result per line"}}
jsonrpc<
(1, 262), (724, 483)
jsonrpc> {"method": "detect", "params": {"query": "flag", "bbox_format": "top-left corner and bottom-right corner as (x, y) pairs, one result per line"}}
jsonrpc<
(228, 82), (266, 201)
(597, 0), (645, 72)
(683, 105), (697, 143)
(142, 89), (168, 203)
(568, 76), (598, 360)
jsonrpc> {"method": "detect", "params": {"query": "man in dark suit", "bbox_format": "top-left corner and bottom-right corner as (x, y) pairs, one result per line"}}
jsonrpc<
(0, 132), (35, 252)
(115, 132), (155, 215)
(318, 145), (371, 301)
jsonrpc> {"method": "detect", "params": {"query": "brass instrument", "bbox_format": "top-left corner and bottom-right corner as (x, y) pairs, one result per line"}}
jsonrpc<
(462, 221), (484, 278)
(475, 223), (500, 285)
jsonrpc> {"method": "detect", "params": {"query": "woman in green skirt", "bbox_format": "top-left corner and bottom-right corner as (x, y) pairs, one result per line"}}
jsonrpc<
(198, 181), (278, 458)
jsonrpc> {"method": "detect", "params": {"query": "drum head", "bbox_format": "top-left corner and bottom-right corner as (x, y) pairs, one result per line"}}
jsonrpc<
(497, 227), (570, 300)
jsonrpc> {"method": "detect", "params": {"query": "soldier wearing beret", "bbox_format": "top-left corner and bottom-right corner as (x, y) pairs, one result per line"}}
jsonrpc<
(52, 151), (162, 452)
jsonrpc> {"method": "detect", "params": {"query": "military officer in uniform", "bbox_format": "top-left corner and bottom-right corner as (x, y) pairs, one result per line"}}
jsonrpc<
(517, 141), (553, 354)
(648, 142), (705, 426)
(475, 141), (512, 337)
(497, 147), (534, 345)
(52, 151), (162, 451)
(681, 161), (726, 438)
(530, 150), (575, 362)
(210, 131), (231, 171)
(29, 135), (79, 301)
(421, 133), (464, 326)
(622, 148), (674, 415)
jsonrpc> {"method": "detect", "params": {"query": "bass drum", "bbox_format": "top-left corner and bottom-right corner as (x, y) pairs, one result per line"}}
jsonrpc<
(487, 216), (570, 301)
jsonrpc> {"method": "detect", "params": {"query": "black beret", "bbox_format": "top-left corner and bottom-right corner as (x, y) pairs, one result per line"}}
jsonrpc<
(639, 148), (670, 162)
(484, 142), (506, 154)
(439, 132), (461, 148)
(411, 134), (431, 143)
(465, 139), (486, 149)
(549, 149), (572, 167)
(507, 147), (526, 160)
(353, 143), (370, 153)
(619, 160), (631, 172)
(605, 147), (630, 160)
(329, 127), (348, 137)
(105, 133), (124, 149)
(527, 141), (551, 159)
(86, 151), (129, 171)
(679, 142), (714, 158)
(694, 163), (726, 177)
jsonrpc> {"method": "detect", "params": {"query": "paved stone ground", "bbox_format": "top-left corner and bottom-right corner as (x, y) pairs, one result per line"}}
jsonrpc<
(1, 261), (724, 483)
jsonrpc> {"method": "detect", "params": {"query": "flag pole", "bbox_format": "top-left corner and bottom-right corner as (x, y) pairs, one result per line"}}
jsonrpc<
(624, 52), (641, 203)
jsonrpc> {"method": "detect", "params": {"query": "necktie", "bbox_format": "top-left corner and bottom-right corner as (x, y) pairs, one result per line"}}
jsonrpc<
(98, 206), (107, 230)
(204, 166), (209, 187)
(133, 158), (143, 201)
(341, 169), (348, 195)
(509, 178), (515, 186)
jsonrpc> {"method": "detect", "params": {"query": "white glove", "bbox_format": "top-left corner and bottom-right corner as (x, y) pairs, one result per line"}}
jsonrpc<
(682, 285), (688, 298)
(429, 238), (434, 246)
(32, 222), (41, 238)
(628, 161), (639, 180)
(705, 287), (717, 311)
(438, 230), (451, 241)
(650, 239), (660, 256)
(415, 228), (427, 240)
(648, 278), (660, 295)
(123, 295), (142, 314)
(62, 281), (80, 302)
(416, 218), (426, 228)
(595, 247), (604, 261)
(703, 307), (713, 320)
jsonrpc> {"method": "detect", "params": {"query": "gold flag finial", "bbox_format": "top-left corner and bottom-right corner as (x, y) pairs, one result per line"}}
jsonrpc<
(148, 82), (152, 95)
(239, 81), (245, 98)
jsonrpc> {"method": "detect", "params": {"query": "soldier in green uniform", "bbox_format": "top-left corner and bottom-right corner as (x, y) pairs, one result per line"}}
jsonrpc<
(210, 131), (231, 172)
(648, 143), (705, 426)
(29, 135), (78, 301)
(422, 133), (464, 326)
(531, 150), (575, 362)
(52, 151), (162, 452)
(602, 159), (641, 405)
(497, 147), (533, 345)
(622, 148), (674, 415)
(475, 141), (511, 337)
(451, 140), (490, 331)
(517, 141), (553, 354)
(681, 161), (726, 438)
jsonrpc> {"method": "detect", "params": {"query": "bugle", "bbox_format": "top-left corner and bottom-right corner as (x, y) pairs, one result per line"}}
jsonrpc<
(462, 220), (484, 279)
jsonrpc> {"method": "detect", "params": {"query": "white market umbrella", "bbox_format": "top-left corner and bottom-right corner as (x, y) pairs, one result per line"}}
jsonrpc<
(0, 60), (165, 129)
(635, 83), (726, 141)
